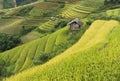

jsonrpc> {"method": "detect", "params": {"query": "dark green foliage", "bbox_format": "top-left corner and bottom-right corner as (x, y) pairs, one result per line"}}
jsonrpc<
(16, 6), (33, 16)
(88, 12), (120, 21)
(58, 2), (65, 8)
(16, 0), (37, 6)
(44, 0), (65, 10)
(42, 9), (59, 17)
(3, 0), (37, 9)
(104, 0), (120, 5)
(33, 52), (52, 65)
(3, 0), (15, 9)
(19, 26), (37, 36)
(86, 18), (95, 25)
(54, 21), (67, 29)
(0, 11), (5, 15)
(0, 16), (12, 19)
(34, 22), (90, 66)
(0, 58), (15, 80)
(0, 58), (6, 76)
(45, 21), (67, 33)
(0, 33), (21, 52)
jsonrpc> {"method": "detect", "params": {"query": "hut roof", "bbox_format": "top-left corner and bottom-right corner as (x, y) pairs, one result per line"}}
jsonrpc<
(68, 18), (83, 26)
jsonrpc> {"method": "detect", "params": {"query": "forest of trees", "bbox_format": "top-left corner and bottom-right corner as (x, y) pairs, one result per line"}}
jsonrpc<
(0, 33), (21, 52)
(104, 0), (120, 5)
(3, 0), (37, 8)
(16, 0), (37, 5)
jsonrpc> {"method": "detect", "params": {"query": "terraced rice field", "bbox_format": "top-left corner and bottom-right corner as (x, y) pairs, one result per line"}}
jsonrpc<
(0, 27), (68, 73)
(60, 4), (95, 19)
(39, 19), (60, 32)
(21, 31), (41, 43)
(4, 20), (120, 81)
(0, 0), (44, 16)
(106, 8), (120, 18)
(0, 18), (24, 34)
(29, 2), (59, 16)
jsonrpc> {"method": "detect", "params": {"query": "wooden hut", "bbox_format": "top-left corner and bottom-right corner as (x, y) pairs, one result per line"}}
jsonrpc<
(68, 18), (83, 32)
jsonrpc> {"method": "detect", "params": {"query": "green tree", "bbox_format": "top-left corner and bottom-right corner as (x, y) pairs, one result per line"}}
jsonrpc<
(104, 0), (120, 5)
(0, 33), (21, 52)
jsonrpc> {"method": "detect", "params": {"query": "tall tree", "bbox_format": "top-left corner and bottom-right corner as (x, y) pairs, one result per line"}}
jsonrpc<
(104, 0), (120, 5)
(13, 0), (17, 7)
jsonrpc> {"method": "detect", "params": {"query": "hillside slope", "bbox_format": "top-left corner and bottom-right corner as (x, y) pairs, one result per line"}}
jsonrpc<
(0, 18), (24, 34)
(0, 27), (68, 73)
(2, 0), (38, 9)
(0, 0), (3, 9)
(60, 0), (104, 19)
(4, 20), (120, 81)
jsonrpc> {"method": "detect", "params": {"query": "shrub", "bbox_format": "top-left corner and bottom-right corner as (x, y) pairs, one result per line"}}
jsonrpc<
(86, 18), (95, 25)
(16, 6), (33, 16)
(19, 26), (37, 36)
(0, 58), (15, 79)
(34, 22), (90, 66)
(0, 33), (21, 52)
(33, 52), (52, 65)
(104, 0), (120, 5)
(54, 21), (67, 29)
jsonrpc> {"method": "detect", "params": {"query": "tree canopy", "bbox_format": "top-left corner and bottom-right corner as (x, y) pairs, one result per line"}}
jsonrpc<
(104, 0), (120, 5)
(0, 33), (21, 52)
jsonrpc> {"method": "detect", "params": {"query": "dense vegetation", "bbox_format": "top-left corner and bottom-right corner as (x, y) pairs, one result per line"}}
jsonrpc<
(3, 0), (14, 9)
(4, 20), (120, 81)
(16, 0), (37, 5)
(2, 0), (37, 9)
(0, 58), (14, 80)
(104, 0), (120, 5)
(0, 33), (21, 52)
(0, 19), (90, 80)
(0, 0), (120, 81)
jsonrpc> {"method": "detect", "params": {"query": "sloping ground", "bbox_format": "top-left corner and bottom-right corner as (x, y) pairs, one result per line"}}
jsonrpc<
(45, 0), (79, 3)
(0, 0), (3, 9)
(39, 19), (59, 32)
(21, 31), (41, 43)
(4, 20), (120, 81)
(60, 4), (95, 19)
(0, 26), (68, 73)
(2, 0), (37, 9)
(60, 0), (104, 19)
(3, 0), (14, 9)
(0, 1), (60, 35)
(21, 19), (62, 43)
(2, 1), (59, 16)
(0, 18), (24, 34)
(0, 17), (48, 35)
(106, 8), (120, 18)
(29, 2), (59, 16)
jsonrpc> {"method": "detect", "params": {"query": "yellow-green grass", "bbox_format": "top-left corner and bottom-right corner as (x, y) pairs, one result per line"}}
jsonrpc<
(0, 17), (47, 34)
(1, 0), (44, 16)
(60, 0), (105, 19)
(29, 2), (59, 16)
(60, 3), (95, 19)
(0, 26), (68, 73)
(46, 0), (79, 3)
(45, 27), (68, 53)
(4, 20), (120, 81)
(80, 0), (105, 8)
(106, 8), (120, 18)
(21, 31), (41, 43)
(21, 17), (48, 27)
(2, 1), (59, 17)
(39, 19), (59, 32)
(0, 19), (24, 34)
